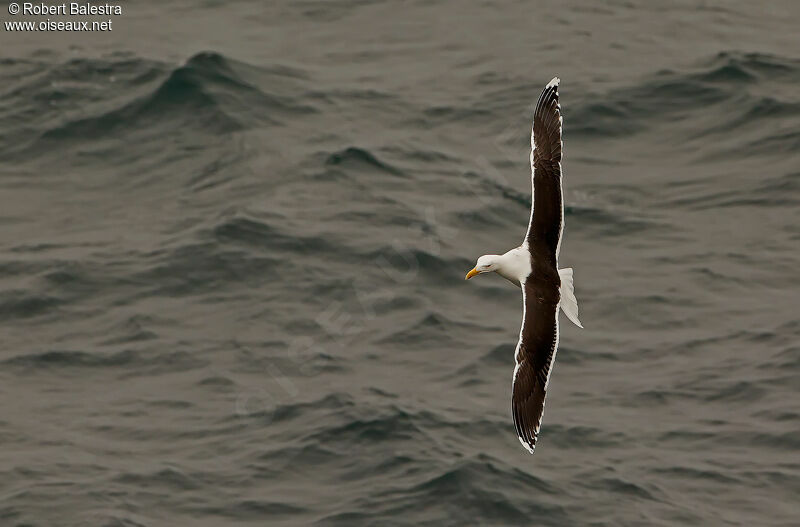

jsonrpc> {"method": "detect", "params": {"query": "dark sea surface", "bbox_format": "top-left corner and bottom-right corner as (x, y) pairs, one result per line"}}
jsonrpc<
(1, 1), (799, 525)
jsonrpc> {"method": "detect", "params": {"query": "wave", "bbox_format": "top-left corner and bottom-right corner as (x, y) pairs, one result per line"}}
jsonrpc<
(567, 205), (663, 237)
(2, 349), (138, 369)
(114, 466), (200, 491)
(0, 291), (61, 320)
(569, 51), (800, 150)
(376, 311), (476, 347)
(665, 172), (800, 210)
(2, 349), (205, 374)
(325, 146), (407, 178)
(39, 52), (306, 139)
(317, 454), (565, 525)
(194, 500), (307, 521)
(305, 404), (430, 446)
(3, 52), (317, 157)
(132, 242), (277, 297)
(211, 213), (335, 255)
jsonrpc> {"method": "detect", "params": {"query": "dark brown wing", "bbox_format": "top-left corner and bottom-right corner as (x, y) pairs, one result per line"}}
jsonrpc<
(525, 77), (563, 269)
(512, 273), (560, 453)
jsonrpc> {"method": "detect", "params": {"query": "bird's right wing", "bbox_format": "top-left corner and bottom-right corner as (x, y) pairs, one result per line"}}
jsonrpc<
(512, 275), (560, 454)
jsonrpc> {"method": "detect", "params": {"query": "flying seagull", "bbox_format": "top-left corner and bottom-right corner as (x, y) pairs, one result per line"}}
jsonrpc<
(465, 77), (582, 454)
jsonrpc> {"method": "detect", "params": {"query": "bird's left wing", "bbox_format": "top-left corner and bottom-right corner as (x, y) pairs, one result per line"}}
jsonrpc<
(525, 77), (563, 268)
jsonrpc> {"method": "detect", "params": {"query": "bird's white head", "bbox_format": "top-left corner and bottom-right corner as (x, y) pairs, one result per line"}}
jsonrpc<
(465, 254), (500, 280)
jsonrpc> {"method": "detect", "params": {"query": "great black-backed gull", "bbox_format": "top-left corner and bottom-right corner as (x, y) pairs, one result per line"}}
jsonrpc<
(465, 77), (582, 454)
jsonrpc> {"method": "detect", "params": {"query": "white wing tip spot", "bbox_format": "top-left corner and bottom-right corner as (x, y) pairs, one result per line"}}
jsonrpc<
(546, 77), (560, 88)
(518, 435), (536, 454)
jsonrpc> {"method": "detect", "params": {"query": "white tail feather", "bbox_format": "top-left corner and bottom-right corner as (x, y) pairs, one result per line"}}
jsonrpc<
(558, 268), (583, 328)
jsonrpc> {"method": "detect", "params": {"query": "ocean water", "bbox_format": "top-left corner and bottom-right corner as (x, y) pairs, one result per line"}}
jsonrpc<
(1, 1), (799, 525)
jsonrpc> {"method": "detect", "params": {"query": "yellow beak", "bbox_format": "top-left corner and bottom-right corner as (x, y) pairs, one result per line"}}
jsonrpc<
(465, 268), (480, 280)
